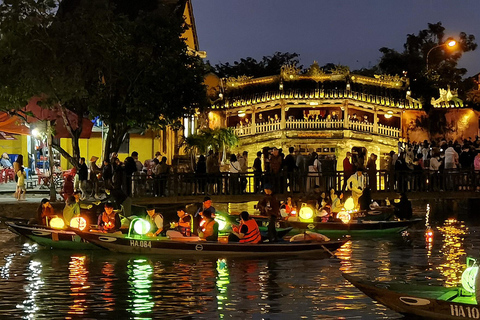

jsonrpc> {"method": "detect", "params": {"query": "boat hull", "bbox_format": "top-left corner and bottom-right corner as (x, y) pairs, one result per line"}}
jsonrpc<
(76, 230), (348, 256)
(6, 222), (97, 250)
(275, 218), (422, 237)
(344, 274), (479, 320)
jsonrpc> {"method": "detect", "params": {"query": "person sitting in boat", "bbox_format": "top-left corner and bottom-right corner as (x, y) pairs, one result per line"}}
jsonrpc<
(63, 195), (80, 227)
(145, 204), (163, 237)
(394, 193), (413, 220)
(97, 202), (121, 233)
(195, 197), (216, 235)
(172, 206), (192, 236)
(358, 187), (371, 211)
(257, 184), (279, 242)
(331, 191), (343, 214)
(231, 211), (262, 244)
(36, 198), (56, 226)
(280, 196), (296, 220)
(198, 210), (218, 241)
(347, 168), (365, 209)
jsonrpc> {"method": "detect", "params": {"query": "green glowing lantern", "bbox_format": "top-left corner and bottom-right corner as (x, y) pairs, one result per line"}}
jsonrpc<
(462, 258), (479, 293)
(215, 215), (228, 232)
(133, 218), (151, 235)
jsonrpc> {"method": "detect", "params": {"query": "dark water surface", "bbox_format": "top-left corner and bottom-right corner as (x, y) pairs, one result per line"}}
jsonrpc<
(1, 203), (479, 319)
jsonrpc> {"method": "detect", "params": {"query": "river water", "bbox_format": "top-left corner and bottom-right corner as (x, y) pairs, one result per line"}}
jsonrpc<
(1, 202), (479, 319)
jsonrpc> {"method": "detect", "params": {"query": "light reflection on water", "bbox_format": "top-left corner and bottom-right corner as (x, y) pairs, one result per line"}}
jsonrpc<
(2, 212), (480, 319)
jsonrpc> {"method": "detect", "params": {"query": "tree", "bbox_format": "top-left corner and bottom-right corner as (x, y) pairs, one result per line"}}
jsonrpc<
(0, 0), (207, 166)
(377, 22), (477, 109)
(213, 52), (302, 78)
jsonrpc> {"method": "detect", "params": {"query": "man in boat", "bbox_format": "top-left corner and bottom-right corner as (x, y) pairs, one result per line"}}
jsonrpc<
(257, 184), (279, 242)
(145, 204), (164, 237)
(394, 193), (413, 220)
(172, 206), (193, 236)
(347, 168), (365, 209)
(231, 211), (262, 243)
(198, 210), (218, 241)
(97, 202), (121, 233)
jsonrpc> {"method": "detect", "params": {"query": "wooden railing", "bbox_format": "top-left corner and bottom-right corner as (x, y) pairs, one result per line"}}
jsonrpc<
(130, 169), (480, 198)
(232, 120), (399, 138)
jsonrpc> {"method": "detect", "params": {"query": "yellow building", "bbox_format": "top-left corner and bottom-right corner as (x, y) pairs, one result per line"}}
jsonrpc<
(208, 63), (421, 170)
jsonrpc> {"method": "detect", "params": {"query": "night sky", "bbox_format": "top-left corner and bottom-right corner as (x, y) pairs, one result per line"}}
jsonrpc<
(193, 0), (480, 77)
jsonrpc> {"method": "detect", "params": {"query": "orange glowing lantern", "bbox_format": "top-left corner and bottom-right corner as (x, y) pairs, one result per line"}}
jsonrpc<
(70, 217), (87, 231)
(50, 216), (65, 229)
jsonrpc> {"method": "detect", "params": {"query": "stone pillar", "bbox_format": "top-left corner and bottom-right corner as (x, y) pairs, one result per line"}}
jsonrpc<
(280, 102), (286, 130)
(343, 104), (349, 129)
(373, 109), (378, 133)
(251, 108), (256, 133)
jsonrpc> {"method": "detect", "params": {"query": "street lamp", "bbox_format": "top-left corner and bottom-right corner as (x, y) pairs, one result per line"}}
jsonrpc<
(426, 38), (457, 72)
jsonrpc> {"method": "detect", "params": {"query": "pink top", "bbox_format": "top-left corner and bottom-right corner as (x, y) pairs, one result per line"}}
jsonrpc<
(474, 155), (480, 171)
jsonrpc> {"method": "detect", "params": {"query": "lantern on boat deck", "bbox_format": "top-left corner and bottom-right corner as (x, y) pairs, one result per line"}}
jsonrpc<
(133, 218), (151, 235)
(215, 215), (228, 232)
(50, 216), (65, 229)
(299, 204), (314, 222)
(344, 197), (355, 211)
(70, 217), (87, 231)
(462, 257), (479, 293)
(336, 211), (351, 224)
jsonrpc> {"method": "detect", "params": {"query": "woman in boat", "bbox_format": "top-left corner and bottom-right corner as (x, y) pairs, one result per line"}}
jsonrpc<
(63, 195), (80, 227)
(97, 202), (121, 233)
(231, 211), (262, 244)
(36, 198), (56, 226)
(173, 206), (192, 236)
(331, 191), (343, 214)
(198, 210), (218, 241)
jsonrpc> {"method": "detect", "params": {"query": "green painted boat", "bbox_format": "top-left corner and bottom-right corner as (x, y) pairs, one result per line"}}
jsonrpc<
(344, 273), (479, 320)
(6, 221), (98, 250)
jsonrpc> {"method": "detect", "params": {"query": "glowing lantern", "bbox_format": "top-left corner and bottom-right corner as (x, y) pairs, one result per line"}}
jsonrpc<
(215, 215), (228, 232)
(299, 204), (314, 222)
(336, 211), (351, 224)
(50, 217), (65, 229)
(133, 218), (151, 235)
(70, 217), (87, 231)
(344, 197), (355, 211)
(462, 265), (478, 293)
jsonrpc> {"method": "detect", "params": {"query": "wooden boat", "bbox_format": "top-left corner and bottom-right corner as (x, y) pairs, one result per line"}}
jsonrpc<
(6, 221), (97, 250)
(343, 273), (479, 320)
(75, 230), (348, 256)
(274, 218), (422, 237)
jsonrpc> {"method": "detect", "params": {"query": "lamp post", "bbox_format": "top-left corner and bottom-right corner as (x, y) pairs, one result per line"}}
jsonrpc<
(426, 39), (457, 72)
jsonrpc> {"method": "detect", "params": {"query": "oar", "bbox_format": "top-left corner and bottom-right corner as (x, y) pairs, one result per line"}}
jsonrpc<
(321, 244), (335, 258)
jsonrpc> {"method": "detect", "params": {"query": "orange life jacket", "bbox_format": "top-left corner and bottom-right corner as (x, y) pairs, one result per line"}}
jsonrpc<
(239, 219), (261, 243)
(178, 214), (192, 236)
(203, 219), (217, 239)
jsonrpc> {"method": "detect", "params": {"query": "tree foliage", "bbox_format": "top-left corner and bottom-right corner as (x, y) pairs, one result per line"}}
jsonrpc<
(0, 0), (208, 165)
(377, 22), (477, 108)
(212, 52), (302, 78)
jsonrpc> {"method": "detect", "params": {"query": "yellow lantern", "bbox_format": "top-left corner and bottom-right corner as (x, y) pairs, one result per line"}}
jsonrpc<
(344, 197), (355, 211)
(336, 211), (351, 224)
(70, 217), (87, 231)
(50, 216), (65, 229)
(299, 204), (314, 222)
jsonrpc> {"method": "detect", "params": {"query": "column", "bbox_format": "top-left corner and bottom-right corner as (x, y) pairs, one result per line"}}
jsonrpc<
(373, 109), (378, 134)
(280, 103), (286, 130)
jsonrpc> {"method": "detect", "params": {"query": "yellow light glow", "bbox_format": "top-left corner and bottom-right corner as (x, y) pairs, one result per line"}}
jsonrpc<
(299, 205), (314, 222)
(50, 217), (65, 229)
(70, 217), (87, 231)
(336, 211), (351, 224)
(344, 197), (355, 211)
(447, 40), (457, 47)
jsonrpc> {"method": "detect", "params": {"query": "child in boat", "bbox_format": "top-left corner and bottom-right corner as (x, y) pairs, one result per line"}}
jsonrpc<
(172, 206), (192, 236)
(97, 202), (121, 233)
(198, 210), (218, 241)
(36, 198), (56, 226)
